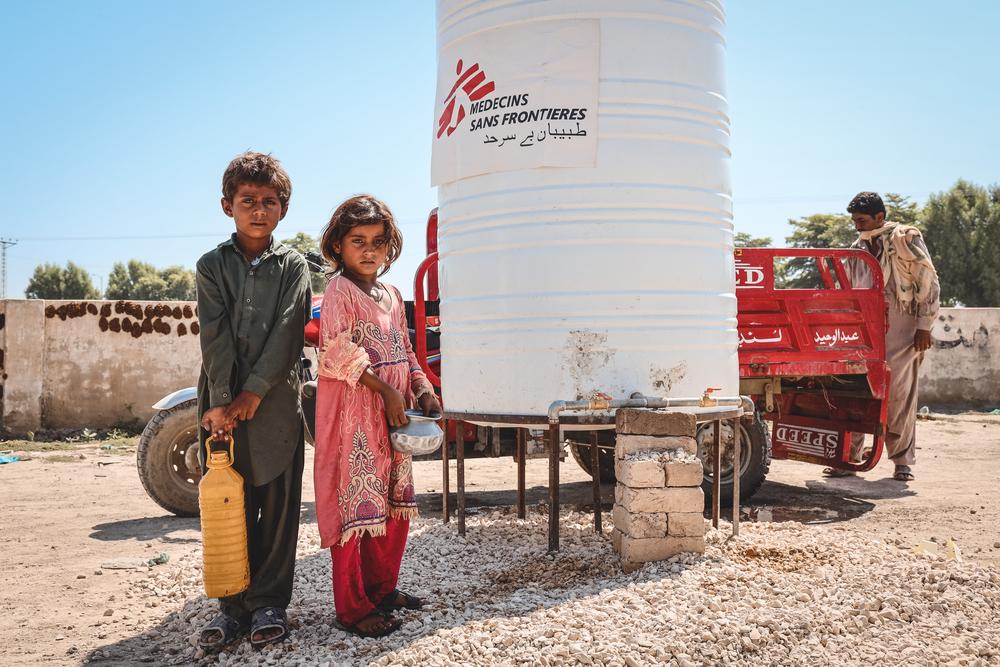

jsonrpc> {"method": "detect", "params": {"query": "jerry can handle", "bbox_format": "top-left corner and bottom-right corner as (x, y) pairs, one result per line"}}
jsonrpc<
(205, 434), (236, 469)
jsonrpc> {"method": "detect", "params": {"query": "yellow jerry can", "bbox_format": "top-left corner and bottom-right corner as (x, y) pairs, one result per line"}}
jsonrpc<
(199, 434), (250, 598)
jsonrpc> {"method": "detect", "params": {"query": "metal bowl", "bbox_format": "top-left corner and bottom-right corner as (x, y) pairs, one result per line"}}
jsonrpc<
(389, 410), (444, 456)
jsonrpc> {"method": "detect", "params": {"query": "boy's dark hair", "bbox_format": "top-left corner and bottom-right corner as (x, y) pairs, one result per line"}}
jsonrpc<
(846, 191), (886, 216)
(222, 151), (292, 212)
(320, 195), (403, 276)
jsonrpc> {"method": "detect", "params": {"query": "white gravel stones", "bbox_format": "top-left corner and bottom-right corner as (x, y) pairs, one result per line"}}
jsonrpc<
(110, 510), (1000, 666)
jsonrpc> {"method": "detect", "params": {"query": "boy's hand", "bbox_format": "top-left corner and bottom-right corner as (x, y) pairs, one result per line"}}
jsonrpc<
(225, 391), (263, 423)
(418, 392), (442, 417)
(201, 406), (233, 437)
(381, 387), (409, 427)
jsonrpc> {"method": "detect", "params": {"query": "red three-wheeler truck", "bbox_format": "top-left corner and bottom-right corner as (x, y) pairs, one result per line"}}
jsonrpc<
(137, 210), (890, 517)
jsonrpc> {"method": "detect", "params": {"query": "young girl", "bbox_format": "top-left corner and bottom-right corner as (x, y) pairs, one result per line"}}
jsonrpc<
(314, 195), (442, 637)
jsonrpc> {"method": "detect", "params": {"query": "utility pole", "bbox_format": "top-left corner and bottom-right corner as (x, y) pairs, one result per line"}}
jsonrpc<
(0, 238), (18, 299)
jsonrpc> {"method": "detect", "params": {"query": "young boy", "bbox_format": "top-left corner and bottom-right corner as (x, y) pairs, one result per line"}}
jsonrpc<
(196, 152), (312, 650)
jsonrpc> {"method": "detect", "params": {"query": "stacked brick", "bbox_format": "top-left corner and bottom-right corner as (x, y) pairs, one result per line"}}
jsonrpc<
(611, 409), (706, 572)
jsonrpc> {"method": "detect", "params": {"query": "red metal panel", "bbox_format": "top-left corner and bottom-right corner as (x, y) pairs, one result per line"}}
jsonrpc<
(736, 248), (891, 471)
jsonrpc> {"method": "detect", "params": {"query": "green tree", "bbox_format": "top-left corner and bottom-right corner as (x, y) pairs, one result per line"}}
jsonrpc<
(105, 260), (196, 300)
(922, 180), (1000, 306)
(24, 262), (100, 299)
(778, 192), (919, 289)
(884, 192), (921, 228)
(734, 232), (772, 248)
(161, 265), (197, 300)
(281, 232), (328, 294)
(779, 213), (856, 288)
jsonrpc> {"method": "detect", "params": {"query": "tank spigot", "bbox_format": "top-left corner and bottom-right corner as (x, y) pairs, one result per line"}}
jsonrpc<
(700, 387), (722, 407)
(589, 391), (612, 410)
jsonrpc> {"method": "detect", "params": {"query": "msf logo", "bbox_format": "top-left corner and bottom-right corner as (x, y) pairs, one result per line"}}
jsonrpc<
(437, 59), (495, 139)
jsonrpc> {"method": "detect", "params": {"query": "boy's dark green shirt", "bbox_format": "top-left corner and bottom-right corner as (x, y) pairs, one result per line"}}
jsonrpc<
(196, 234), (312, 486)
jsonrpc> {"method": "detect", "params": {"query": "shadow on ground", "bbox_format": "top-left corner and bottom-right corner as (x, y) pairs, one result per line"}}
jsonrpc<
(84, 502), (705, 666)
(742, 476), (916, 526)
(90, 517), (200, 544)
(84, 470), (913, 664)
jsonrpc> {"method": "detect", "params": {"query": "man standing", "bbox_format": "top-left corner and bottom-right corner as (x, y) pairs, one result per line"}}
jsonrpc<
(824, 192), (940, 482)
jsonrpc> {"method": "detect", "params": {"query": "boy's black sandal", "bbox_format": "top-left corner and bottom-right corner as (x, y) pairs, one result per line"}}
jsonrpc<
(377, 589), (424, 612)
(249, 607), (289, 650)
(197, 613), (246, 651)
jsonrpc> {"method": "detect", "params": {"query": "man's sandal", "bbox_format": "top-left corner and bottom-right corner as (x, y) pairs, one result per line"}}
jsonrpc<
(197, 613), (246, 651)
(339, 610), (402, 638)
(377, 589), (424, 612)
(821, 467), (857, 478)
(249, 607), (289, 650)
(893, 465), (915, 481)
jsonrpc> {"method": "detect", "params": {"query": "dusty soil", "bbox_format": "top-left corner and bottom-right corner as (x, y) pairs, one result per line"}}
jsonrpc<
(0, 413), (998, 665)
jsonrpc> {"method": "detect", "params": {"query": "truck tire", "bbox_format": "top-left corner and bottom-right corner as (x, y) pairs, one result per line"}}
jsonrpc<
(567, 430), (617, 483)
(137, 399), (201, 517)
(696, 414), (771, 505)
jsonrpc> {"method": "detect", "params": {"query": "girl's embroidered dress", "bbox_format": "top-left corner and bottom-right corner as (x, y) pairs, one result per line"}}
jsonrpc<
(314, 275), (434, 548)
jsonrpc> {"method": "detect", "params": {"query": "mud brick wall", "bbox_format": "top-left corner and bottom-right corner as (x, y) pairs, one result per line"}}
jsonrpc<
(612, 409), (706, 572)
(0, 299), (201, 432)
(919, 308), (1000, 409)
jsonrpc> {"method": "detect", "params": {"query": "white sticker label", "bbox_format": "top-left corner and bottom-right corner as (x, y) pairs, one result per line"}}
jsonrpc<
(431, 19), (599, 186)
(774, 424), (839, 458)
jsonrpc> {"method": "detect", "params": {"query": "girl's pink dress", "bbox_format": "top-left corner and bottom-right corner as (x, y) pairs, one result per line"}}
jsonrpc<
(314, 275), (434, 547)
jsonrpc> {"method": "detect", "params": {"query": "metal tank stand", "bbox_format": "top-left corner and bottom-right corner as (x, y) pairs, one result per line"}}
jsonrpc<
(441, 420), (450, 524)
(545, 395), (749, 552)
(710, 414), (743, 538)
(516, 428), (526, 519)
(445, 395), (749, 552)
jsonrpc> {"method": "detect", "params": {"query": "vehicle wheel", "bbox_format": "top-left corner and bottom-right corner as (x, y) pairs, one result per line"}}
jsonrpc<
(567, 431), (617, 483)
(137, 399), (201, 517)
(696, 414), (771, 505)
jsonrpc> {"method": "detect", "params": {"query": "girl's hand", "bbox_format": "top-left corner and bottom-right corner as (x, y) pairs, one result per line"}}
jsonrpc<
(381, 387), (409, 427)
(418, 391), (442, 417)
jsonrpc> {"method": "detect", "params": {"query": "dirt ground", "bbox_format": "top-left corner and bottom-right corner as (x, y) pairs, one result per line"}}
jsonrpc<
(1, 413), (998, 666)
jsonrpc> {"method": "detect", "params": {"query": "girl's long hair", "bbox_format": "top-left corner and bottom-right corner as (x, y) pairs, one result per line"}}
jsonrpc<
(320, 195), (403, 276)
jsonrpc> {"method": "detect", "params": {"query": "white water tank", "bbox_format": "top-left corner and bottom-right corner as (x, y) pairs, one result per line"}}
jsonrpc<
(432, 0), (736, 424)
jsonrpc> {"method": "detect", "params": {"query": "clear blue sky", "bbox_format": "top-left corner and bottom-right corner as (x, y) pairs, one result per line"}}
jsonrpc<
(3, 1), (998, 298)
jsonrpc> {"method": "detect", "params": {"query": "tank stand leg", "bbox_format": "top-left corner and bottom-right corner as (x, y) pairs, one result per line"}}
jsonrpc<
(731, 417), (741, 538)
(712, 419), (722, 529)
(548, 422), (560, 552)
(590, 431), (602, 534)
(457, 421), (466, 537)
(441, 420), (450, 524)
(516, 428), (526, 519)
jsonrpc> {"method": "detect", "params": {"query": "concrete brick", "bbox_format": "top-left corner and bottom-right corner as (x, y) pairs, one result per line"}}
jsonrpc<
(614, 457), (665, 488)
(612, 505), (667, 538)
(616, 409), (696, 437)
(664, 461), (704, 487)
(615, 434), (697, 459)
(668, 512), (707, 537)
(618, 486), (704, 514)
(618, 534), (706, 568)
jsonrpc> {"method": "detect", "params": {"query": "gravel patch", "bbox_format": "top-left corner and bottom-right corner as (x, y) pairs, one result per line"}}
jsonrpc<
(91, 509), (1000, 666)
(624, 448), (698, 464)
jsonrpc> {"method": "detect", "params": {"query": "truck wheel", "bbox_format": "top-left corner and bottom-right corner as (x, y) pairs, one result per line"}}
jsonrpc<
(137, 399), (201, 517)
(568, 431), (617, 483)
(696, 414), (771, 505)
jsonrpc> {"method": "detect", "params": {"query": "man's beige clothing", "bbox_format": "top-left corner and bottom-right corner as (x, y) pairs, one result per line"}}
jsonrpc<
(847, 228), (940, 466)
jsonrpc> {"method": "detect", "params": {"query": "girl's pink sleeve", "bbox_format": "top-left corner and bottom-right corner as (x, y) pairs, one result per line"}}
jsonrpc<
(393, 285), (435, 398)
(319, 281), (370, 387)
